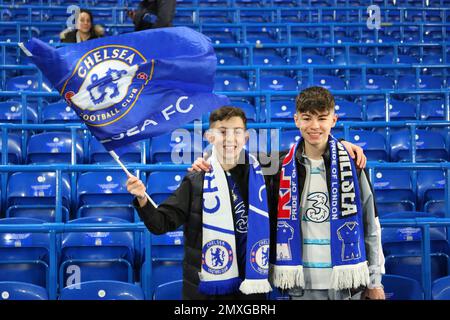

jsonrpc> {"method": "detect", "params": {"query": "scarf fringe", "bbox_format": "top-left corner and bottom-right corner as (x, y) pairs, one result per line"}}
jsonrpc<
(239, 279), (272, 295)
(330, 261), (370, 290)
(198, 277), (242, 296)
(271, 265), (305, 290)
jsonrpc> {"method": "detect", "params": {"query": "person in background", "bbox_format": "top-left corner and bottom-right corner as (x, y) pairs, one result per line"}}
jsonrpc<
(128, 0), (176, 31)
(60, 9), (104, 43)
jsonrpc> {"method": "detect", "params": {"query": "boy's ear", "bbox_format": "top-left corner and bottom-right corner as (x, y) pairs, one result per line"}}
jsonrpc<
(331, 113), (338, 127)
(294, 113), (301, 129)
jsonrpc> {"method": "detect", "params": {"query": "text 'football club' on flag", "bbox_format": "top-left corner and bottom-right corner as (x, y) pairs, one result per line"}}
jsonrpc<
(20, 27), (230, 151)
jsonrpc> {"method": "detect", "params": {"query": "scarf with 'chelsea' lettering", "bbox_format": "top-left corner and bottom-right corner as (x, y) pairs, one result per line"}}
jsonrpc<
(199, 147), (272, 295)
(272, 136), (370, 290)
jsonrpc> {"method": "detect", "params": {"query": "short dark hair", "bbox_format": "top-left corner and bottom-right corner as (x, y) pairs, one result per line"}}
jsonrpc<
(209, 106), (247, 128)
(296, 86), (335, 115)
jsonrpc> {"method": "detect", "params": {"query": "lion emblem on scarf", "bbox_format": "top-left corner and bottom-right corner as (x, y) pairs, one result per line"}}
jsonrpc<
(210, 247), (225, 267)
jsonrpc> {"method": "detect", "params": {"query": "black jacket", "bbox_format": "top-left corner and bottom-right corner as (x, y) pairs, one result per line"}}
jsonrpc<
(132, 0), (176, 31)
(60, 27), (103, 43)
(134, 162), (274, 300)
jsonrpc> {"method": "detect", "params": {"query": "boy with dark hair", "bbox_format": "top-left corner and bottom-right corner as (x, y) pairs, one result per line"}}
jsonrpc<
(272, 86), (385, 300)
(127, 106), (272, 300)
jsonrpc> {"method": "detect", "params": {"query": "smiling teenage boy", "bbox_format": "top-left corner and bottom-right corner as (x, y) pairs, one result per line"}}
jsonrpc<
(272, 86), (385, 300)
(127, 106), (272, 300)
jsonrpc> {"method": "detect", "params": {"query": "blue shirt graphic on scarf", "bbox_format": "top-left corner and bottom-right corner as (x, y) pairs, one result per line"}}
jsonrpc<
(225, 172), (247, 278)
(337, 222), (362, 261)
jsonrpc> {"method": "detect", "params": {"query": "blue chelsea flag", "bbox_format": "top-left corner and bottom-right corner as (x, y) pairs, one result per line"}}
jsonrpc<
(21, 27), (229, 151)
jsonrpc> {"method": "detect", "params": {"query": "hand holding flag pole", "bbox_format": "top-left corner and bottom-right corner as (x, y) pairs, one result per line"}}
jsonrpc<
(109, 151), (158, 208)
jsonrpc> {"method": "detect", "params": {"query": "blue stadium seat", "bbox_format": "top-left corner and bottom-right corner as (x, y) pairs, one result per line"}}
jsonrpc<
(421, 54), (447, 76)
(347, 130), (388, 161)
(372, 169), (415, 215)
(333, 54), (374, 76)
(432, 276), (450, 300)
(253, 55), (287, 75)
(59, 280), (144, 300)
(382, 275), (423, 300)
(420, 100), (445, 120)
(199, 12), (230, 23)
(146, 171), (186, 205)
(0, 101), (38, 123)
(60, 217), (135, 289)
(269, 100), (295, 122)
(150, 130), (203, 163)
(231, 100), (257, 122)
(216, 54), (244, 77)
(348, 75), (394, 91)
(89, 138), (142, 164)
(397, 75), (443, 91)
(390, 130), (449, 162)
(253, 55), (287, 67)
(367, 99), (416, 121)
(0, 217), (49, 288)
(294, 54), (331, 75)
(77, 171), (134, 221)
(378, 54), (418, 75)
(300, 75), (346, 90)
(252, 48), (281, 57)
(245, 35), (277, 45)
(417, 170), (445, 213)
(41, 101), (80, 123)
(5, 75), (53, 94)
(259, 75), (297, 91)
(6, 172), (71, 221)
(0, 282), (48, 300)
(216, 55), (243, 66)
(385, 254), (449, 286)
(360, 35), (397, 56)
(0, 133), (22, 164)
(209, 33), (235, 45)
(334, 100), (363, 121)
(279, 130), (301, 152)
(287, 37), (318, 55)
(27, 132), (84, 164)
(153, 280), (182, 300)
(214, 76), (250, 91)
(322, 35), (358, 55)
(381, 211), (449, 256)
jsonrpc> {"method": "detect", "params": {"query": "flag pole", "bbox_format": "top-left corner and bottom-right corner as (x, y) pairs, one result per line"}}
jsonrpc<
(109, 151), (158, 208)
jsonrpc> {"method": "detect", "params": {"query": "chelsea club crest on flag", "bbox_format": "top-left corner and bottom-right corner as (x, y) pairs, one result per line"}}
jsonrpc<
(20, 27), (230, 151)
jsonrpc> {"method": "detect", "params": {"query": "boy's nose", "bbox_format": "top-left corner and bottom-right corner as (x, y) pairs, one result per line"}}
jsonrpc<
(310, 119), (320, 128)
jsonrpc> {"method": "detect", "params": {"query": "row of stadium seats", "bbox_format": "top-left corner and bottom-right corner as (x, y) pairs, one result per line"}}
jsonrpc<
(0, 127), (449, 165)
(1, 98), (447, 123)
(3, 0), (450, 7)
(2, 211), (450, 299)
(0, 215), (183, 299)
(4, 275), (450, 300)
(2, 25), (450, 43)
(3, 74), (450, 94)
(3, 6), (450, 24)
(0, 167), (445, 221)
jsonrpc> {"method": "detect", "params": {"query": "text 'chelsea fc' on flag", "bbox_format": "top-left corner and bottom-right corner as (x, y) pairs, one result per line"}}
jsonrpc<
(20, 27), (229, 151)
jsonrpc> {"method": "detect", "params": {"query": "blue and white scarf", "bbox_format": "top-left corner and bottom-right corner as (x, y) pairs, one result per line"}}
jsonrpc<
(199, 147), (272, 295)
(272, 136), (370, 290)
